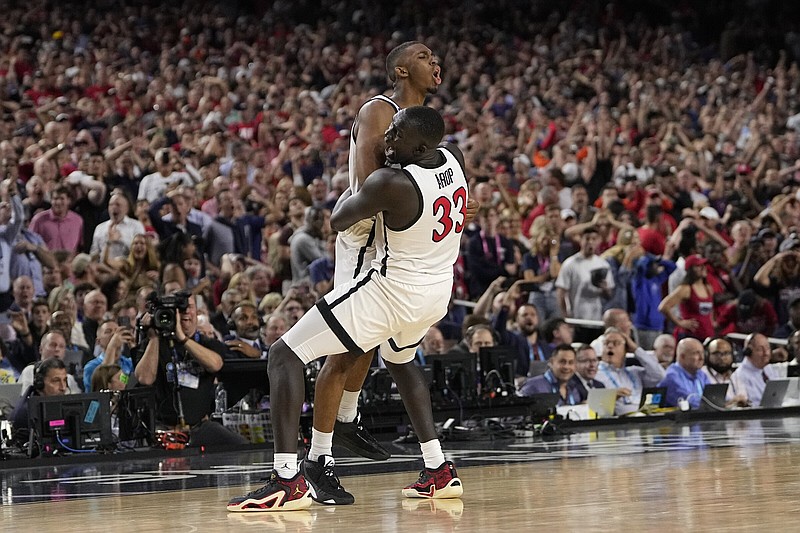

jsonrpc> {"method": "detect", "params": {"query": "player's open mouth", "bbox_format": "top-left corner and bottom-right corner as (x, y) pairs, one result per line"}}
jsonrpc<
(433, 67), (441, 85)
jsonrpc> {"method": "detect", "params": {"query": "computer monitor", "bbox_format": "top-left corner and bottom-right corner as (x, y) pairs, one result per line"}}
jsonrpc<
(478, 346), (517, 394)
(117, 387), (157, 446)
(28, 392), (113, 453)
(218, 359), (269, 407)
(639, 387), (668, 409)
(425, 352), (477, 404)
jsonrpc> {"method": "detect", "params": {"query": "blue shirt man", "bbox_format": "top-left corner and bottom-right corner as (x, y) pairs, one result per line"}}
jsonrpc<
(83, 321), (134, 390)
(519, 344), (585, 406)
(657, 337), (709, 409)
(632, 254), (676, 332)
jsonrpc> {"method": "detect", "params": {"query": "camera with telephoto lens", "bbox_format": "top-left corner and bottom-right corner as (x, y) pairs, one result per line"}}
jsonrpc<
(146, 291), (190, 337)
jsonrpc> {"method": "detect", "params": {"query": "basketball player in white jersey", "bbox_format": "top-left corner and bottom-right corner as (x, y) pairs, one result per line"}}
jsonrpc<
(315, 41), (476, 464)
(228, 106), (465, 511)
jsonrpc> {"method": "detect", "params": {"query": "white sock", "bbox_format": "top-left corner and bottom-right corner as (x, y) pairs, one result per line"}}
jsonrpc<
(308, 429), (334, 462)
(420, 439), (445, 470)
(337, 390), (360, 423)
(274, 453), (298, 479)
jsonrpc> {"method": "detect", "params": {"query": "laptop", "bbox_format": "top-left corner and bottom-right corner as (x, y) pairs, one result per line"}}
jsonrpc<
(587, 387), (618, 418)
(760, 379), (791, 408)
(699, 383), (729, 411)
(639, 387), (668, 409)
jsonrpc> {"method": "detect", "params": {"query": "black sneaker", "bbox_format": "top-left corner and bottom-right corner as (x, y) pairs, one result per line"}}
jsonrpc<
(333, 413), (391, 461)
(301, 455), (355, 505)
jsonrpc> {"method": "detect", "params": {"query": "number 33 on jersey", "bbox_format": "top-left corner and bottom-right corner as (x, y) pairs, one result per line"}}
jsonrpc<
(373, 146), (469, 284)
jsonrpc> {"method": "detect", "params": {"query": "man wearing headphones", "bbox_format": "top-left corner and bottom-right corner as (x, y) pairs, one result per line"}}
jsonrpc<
(224, 302), (268, 359)
(731, 333), (779, 406)
(11, 357), (69, 439)
(700, 336), (749, 407)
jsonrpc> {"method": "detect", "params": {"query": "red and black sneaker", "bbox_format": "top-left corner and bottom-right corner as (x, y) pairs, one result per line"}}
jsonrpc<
(227, 470), (313, 512)
(402, 461), (463, 499)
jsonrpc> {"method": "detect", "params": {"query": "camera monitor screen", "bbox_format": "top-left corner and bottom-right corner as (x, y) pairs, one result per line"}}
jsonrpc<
(478, 346), (517, 392)
(117, 387), (157, 446)
(425, 352), (478, 404)
(28, 392), (113, 452)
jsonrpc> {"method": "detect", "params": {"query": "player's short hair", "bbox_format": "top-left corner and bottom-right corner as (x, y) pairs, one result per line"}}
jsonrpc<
(400, 106), (445, 148)
(386, 41), (420, 83)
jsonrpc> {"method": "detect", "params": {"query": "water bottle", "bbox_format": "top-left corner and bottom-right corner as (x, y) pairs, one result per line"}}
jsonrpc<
(214, 383), (227, 415)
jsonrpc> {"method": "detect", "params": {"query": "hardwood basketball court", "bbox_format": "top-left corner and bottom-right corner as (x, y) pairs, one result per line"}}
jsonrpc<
(3, 417), (800, 532)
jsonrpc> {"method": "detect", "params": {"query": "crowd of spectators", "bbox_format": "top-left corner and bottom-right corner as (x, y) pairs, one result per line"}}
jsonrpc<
(2, 1), (800, 435)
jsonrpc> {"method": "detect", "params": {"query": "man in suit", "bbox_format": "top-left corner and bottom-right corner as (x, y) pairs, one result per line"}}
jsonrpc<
(224, 302), (268, 360)
(573, 343), (605, 397)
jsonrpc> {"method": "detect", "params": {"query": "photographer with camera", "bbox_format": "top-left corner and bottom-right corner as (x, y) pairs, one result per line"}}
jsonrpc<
(134, 290), (247, 447)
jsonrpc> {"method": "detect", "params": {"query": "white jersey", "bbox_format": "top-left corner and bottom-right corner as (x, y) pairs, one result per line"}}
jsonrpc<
(348, 94), (400, 193)
(335, 95), (401, 287)
(372, 145), (468, 285)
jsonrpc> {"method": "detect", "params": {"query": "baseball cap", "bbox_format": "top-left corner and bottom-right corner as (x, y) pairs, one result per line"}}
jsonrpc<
(699, 206), (720, 220)
(684, 255), (709, 270)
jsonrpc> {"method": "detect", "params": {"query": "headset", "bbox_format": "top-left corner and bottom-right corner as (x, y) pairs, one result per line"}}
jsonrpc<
(227, 301), (265, 332)
(32, 358), (67, 392)
(464, 324), (500, 348)
(703, 336), (731, 366)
